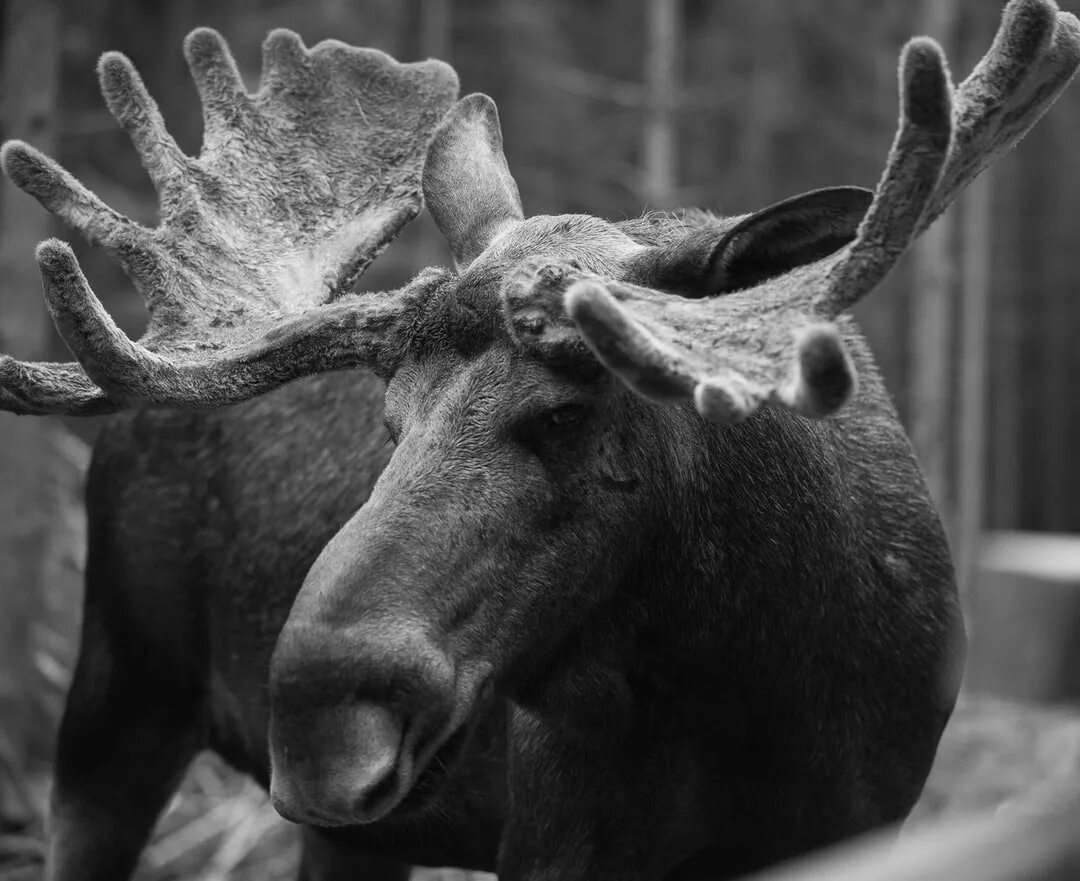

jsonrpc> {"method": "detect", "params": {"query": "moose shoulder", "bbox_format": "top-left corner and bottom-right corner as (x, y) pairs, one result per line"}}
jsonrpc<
(0, 2), (1077, 880)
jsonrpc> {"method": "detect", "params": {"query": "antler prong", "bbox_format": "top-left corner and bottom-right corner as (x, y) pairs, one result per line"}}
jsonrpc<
(693, 374), (758, 425)
(980, 0), (1057, 98)
(34, 240), (163, 402)
(0, 143), (158, 279)
(98, 52), (191, 198)
(183, 28), (251, 133)
(261, 29), (311, 92)
(565, 280), (695, 401)
(920, 1), (1080, 231)
(778, 324), (857, 419)
(0, 357), (110, 416)
(819, 37), (952, 317)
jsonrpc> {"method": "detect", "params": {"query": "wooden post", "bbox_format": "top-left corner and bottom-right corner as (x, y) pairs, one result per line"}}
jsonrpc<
(955, 171), (992, 596)
(642, 0), (681, 208)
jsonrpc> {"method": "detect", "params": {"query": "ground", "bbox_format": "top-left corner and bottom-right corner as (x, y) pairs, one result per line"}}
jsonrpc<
(2, 690), (1080, 881)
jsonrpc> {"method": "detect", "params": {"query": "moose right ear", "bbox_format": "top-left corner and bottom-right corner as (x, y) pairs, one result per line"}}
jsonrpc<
(423, 94), (524, 270)
(703, 186), (873, 294)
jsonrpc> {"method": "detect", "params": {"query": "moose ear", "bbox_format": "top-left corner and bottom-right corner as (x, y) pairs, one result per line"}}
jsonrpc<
(627, 186), (873, 297)
(422, 93), (524, 270)
(704, 186), (873, 294)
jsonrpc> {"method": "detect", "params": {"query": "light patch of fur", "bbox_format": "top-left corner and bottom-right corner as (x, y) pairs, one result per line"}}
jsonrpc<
(473, 214), (647, 277)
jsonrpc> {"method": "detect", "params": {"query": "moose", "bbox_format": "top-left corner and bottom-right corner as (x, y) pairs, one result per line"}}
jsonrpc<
(1, 1), (1077, 879)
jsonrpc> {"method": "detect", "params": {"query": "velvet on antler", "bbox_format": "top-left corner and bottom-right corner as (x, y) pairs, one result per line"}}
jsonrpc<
(0, 29), (458, 415)
(523, 0), (1080, 424)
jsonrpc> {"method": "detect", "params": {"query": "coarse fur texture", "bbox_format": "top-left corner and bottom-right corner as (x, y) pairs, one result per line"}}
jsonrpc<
(0, 2), (1077, 881)
(0, 29), (457, 412)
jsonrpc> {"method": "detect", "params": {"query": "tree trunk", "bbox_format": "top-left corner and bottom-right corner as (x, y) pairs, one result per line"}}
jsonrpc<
(642, 0), (680, 208)
(956, 170), (992, 596)
(0, 0), (64, 795)
(909, 0), (959, 553)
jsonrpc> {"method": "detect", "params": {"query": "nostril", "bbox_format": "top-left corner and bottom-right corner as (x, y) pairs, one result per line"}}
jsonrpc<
(269, 700), (405, 824)
(350, 700), (401, 790)
(356, 761), (399, 813)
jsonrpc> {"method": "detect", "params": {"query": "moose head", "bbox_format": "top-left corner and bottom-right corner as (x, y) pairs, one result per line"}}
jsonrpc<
(1, 0), (1077, 862)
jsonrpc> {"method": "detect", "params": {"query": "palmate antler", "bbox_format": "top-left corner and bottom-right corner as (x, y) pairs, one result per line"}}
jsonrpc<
(0, 29), (457, 415)
(553, 0), (1080, 423)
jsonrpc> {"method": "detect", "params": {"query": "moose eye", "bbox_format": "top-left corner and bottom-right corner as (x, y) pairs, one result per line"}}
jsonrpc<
(542, 404), (587, 430)
(511, 403), (589, 448)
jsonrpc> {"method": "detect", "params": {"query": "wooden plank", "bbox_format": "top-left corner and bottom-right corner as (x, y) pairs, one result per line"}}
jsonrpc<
(955, 171), (992, 594)
(642, 0), (681, 208)
(965, 531), (1080, 702)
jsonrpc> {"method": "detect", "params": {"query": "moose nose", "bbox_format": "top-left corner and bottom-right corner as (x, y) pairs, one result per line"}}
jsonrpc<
(269, 701), (403, 825)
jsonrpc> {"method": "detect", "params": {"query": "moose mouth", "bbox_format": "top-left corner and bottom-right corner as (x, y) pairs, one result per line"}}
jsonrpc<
(390, 722), (472, 816)
(278, 716), (473, 829)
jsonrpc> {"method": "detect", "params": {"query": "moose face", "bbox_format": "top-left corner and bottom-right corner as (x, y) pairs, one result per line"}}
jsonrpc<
(267, 97), (875, 826)
(267, 217), (687, 826)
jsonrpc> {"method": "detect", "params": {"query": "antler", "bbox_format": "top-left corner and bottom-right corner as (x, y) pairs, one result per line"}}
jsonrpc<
(0, 29), (457, 415)
(554, 0), (1080, 423)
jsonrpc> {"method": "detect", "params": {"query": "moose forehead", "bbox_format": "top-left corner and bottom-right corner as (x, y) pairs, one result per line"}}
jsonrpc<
(469, 213), (643, 272)
(403, 212), (644, 360)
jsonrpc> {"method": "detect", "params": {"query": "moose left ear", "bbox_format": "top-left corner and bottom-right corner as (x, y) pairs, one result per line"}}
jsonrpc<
(423, 94), (524, 270)
(704, 186), (873, 294)
(629, 186), (873, 297)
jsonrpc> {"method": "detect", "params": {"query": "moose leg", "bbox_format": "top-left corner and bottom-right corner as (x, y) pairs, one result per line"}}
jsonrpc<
(297, 828), (411, 881)
(45, 604), (204, 881)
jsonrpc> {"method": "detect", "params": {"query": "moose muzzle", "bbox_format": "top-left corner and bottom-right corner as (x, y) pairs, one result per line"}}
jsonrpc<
(268, 699), (402, 825)
(267, 615), (460, 826)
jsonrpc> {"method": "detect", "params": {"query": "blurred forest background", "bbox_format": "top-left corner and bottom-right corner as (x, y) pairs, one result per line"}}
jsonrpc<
(3, 0), (1080, 878)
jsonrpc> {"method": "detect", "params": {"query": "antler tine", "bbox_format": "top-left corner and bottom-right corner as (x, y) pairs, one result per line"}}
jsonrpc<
(261, 29), (312, 91)
(0, 357), (110, 417)
(817, 37), (953, 317)
(819, 0), (1080, 319)
(184, 27), (251, 142)
(98, 51), (194, 206)
(1, 142), (159, 286)
(919, 0), (1080, 234)
(0, 29), (458, 415)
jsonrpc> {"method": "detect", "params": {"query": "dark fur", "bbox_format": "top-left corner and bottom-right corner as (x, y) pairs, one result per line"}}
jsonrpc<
(50, 206), (964, 881)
